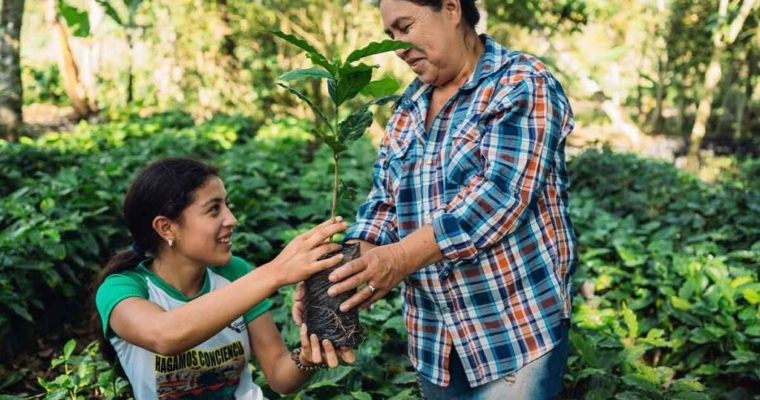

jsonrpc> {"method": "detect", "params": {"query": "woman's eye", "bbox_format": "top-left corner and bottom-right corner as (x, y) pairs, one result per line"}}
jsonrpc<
(400, 24), (410, 34)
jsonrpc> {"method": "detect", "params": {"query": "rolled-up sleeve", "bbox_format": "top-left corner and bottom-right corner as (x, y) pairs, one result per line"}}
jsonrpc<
(345, 135), (400, 246)
(432, 77), (566, 264)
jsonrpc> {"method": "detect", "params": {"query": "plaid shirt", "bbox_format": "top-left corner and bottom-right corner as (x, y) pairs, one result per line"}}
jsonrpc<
(345, 36), (577, 387)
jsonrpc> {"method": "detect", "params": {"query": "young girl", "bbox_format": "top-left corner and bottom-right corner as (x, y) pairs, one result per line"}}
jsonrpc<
(95, 157), (353, 399)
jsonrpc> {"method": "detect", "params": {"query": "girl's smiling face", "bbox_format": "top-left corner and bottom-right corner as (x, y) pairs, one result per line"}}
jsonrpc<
(172, 176), (237, 267)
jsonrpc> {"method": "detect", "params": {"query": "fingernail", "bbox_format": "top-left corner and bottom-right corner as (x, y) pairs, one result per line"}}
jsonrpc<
(336, 216), (343, 221)
(327, 289), (335, 297)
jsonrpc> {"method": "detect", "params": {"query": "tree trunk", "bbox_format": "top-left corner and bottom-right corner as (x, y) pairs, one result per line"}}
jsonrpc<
(126, 30), (134, 104)
(742, 46), (756, 137)
(0, 0), (25, 141)
(46, 0), (93, 118)
(686, 0), (757, 171)
(81, 0), (105, 112)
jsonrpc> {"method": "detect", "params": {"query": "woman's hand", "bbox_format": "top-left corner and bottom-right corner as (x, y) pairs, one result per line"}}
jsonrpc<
(326, 226), (443, 312)
(291, 240), (378, 325)
(268, 217), (347, 286)
(298, 323), (356, 368)
(326, 242), (411, 312)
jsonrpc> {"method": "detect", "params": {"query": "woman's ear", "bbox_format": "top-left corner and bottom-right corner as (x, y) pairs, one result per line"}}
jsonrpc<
(152, 215), (176, 245)
(442, 0), (463, 24)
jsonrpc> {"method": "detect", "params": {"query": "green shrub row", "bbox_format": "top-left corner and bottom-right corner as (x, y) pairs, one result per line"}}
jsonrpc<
(564, 148), (760, 399)
(2, 118), (758, 399)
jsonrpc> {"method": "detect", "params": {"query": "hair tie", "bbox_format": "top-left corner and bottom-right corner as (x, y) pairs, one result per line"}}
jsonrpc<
(131, 243), (146, 256)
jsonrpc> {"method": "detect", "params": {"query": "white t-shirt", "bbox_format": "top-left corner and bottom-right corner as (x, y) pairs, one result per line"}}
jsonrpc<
(96, 256), (272, 400)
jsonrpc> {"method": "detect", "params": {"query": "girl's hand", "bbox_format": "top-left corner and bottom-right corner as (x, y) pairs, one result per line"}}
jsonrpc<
(270, 217), (347, 286)
(298, 323), (356, 368)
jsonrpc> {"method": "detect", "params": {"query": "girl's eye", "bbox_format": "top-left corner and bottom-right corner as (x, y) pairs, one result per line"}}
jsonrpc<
(210, 205), (220, 214)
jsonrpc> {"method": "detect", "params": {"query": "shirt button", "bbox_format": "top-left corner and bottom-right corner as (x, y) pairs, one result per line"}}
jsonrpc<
(424, 158), (434, 165)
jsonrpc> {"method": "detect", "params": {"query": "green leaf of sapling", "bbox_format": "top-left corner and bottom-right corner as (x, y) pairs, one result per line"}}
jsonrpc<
(360, 76), (402, 97)
(346, 39), (414, 63)
(329, 64), (374, 107)
(277, 83), (333, 132)
(270, 31), (336, 75)
(279, 67), (334, 82)
(338, 107), (374, 143)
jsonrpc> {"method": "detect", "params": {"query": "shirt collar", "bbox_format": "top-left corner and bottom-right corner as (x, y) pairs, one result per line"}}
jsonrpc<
(399, 34), (509, 107)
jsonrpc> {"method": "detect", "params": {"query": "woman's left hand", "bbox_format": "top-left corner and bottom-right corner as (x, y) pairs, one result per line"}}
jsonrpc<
(298, 323), (355, 368)
(326, 243), (411, 312)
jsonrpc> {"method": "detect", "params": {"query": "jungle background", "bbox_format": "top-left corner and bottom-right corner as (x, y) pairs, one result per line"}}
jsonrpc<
(0, 0), (759, 399)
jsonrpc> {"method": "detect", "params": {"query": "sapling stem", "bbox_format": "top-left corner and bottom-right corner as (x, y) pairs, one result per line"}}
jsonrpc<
(331, 153), (339, 222)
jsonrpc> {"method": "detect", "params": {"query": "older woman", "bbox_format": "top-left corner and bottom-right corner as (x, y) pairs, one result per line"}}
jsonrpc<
(306, 0), (576, 398)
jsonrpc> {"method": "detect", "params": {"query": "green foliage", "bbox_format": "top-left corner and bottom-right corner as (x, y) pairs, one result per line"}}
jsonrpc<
(37, 340), (130, 399)
(0, 112), (250, 348)
(58, 1), (91, 37)
(272, 30), (410, 153)
(565, 147), (760, 398)
(22, 64), (66, 105)
(273, 30), (411, 218)
(3, 115), (759, 398)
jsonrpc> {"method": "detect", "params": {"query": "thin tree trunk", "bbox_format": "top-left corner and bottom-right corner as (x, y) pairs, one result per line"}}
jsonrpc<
(81, 0), (105, 112)
(126, 30), (134, 104)
(742, 47), (756, 137)
(686, 0), (757, 171)
(46, 0), (92, 118)
(0, 0), (25, 141)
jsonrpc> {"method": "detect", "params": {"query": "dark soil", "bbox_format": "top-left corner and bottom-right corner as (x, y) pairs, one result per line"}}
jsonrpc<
(303, 242), (365, 348)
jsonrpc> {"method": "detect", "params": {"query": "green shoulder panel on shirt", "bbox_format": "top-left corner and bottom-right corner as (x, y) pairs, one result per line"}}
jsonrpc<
(211, 256), (273, 323)
(95, 268), (150, 338)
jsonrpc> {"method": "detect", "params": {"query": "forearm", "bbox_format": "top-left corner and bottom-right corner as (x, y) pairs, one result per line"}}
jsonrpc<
(266, 351), (314, 394)
(395, 225), (444, 274)
(151, 263), (282, 354)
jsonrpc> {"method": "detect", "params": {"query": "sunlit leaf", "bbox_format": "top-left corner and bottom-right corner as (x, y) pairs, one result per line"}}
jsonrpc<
(279, 67), (334, 82)
(345, 39), (413, 63)
(270, 30), (335, 75)
(277, 83), (332, 131)
(58, 2), (90, 37)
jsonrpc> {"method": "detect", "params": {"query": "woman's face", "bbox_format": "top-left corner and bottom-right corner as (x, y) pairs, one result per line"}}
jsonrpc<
(380, 0), (464, 86)
(172, 176), (237, 267)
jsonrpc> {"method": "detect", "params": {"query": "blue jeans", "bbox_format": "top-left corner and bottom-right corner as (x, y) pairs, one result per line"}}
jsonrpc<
(417, 320), (569, 400)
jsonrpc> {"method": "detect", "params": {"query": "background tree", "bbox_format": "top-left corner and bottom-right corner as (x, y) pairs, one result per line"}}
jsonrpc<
(45, 0), (96, 118)
(0, 0), (26, 140)
(686, 0), (758, 170)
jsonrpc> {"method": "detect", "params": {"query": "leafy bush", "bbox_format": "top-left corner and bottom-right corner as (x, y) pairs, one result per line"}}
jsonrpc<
(36, 340), (130, 400)
(565, 148), (760, 399)
(3, 119), (759, 399)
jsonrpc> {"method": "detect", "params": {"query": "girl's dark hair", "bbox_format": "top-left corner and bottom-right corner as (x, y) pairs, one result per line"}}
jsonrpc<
(92, 157), (219, 365)
(401, 0), (480, 29)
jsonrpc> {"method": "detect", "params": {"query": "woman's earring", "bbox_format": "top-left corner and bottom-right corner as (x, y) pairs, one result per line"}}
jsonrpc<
(168, 239), (174, 247)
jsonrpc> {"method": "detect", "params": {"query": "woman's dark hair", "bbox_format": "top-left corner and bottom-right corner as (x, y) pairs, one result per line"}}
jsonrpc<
(401, 0), (481, 30)
(92, 157), (219, 365)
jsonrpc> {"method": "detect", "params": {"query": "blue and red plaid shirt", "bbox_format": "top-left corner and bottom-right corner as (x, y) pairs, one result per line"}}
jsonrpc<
(345, 35), (577, 387)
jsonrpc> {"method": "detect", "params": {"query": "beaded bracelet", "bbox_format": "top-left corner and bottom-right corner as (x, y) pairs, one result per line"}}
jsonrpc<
(290, 348), (325, 372)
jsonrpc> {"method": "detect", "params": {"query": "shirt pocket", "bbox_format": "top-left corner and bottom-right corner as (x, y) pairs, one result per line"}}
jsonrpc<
(445, 116), (483, 187)
(384, 135), (414, 197)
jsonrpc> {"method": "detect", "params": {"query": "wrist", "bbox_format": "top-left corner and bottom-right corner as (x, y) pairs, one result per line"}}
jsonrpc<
(290, 348), (322, 372)
(258, 261), (287, 289)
